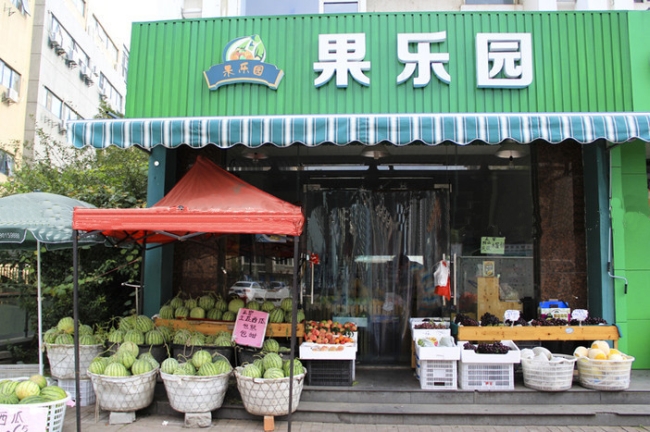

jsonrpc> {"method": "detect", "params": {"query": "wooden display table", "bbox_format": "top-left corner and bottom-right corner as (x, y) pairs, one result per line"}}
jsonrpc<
(154, 318), (304, 338)
(457, 325), (620, 348)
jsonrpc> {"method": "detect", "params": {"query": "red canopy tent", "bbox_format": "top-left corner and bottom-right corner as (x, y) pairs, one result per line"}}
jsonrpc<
(70, 156), (305, 430)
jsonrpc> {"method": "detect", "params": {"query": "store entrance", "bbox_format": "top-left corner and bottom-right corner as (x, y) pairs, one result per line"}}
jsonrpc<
(303, 189), (450, 364)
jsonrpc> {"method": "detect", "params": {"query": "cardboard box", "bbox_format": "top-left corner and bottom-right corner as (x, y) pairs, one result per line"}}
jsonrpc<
(538, 300), (570, 320)
(299, 343), (356, 360)
(458, 340), (521, 364)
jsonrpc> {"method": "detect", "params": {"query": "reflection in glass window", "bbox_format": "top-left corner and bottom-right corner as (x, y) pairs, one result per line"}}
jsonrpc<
(321, 0), (362, 13)
(0, 59), (21, 94)
(0, 150), (14, 177)
(45, 88), (63, 118)
(10, 0), (30, 15)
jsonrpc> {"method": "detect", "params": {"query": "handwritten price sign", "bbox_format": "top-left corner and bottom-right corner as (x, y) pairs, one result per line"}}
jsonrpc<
(0, 406), (47, 432)
(233, 308), (270, 349)
(480, 236), (505, 255)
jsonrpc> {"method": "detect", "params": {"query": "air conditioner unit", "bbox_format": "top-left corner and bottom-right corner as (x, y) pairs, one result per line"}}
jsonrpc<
(58, 121), (67, 135)
(99, 88), (107, 101)
(79, 64), (88, 78)
(2, 88), (19, 104)
(48, 31), (61, 49)
(65, 51), (78, 68)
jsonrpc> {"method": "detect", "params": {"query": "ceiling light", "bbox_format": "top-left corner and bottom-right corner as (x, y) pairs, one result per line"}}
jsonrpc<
(361, 146), (390, 160)
(495, 140), (528, 160)
(242, 150), (269, 162)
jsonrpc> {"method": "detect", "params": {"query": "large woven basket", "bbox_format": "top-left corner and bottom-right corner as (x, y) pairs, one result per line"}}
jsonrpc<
(161, 371), (231, 413)
(0, 380), (71, 432)
(234, 367), (305, 417)
(577, 355), (635, 391)
(45, 344), (104, 379)
(87, 368), (158, 411)
(521, 354), (577, 391)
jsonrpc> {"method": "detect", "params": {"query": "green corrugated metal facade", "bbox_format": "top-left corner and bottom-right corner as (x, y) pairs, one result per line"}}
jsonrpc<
(126, 11), (634, 118)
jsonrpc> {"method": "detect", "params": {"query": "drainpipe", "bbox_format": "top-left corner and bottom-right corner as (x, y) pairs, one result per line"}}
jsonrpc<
(606, 144), (628, 294)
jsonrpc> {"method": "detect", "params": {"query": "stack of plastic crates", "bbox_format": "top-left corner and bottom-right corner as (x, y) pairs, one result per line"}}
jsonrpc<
(58, 378), (96, 406)
(304, 360), (353, 386)
(458, 340), (521, 391)
(415, 342), (460, 390)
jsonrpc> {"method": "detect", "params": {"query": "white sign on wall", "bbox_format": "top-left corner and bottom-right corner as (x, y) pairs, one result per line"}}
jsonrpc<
(476, 33), (533, 88)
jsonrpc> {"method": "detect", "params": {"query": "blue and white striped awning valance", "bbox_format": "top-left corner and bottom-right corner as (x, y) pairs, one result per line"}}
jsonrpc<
(66, 113), (650, 149)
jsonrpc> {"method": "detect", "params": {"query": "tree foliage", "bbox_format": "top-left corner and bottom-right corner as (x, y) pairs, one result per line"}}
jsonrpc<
(0, 106), (149, 342)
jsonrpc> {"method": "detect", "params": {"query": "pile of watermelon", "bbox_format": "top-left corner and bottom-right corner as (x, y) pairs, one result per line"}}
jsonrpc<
(239, 352), (304, 380)
(172, 329), (234, 348)
(158, 294), (234, 321)
(160, 349), (232, 376)
(43, 317), (104, 346)
(0, 375), (67, 405)
(87, 341), (159, 377)
(106, 315), (171, 348)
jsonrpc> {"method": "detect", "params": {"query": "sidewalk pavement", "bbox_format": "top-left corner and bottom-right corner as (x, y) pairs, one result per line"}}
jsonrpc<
(64, 411), (650, 432)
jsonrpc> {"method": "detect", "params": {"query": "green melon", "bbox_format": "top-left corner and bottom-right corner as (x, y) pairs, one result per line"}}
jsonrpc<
(197, 362), (219, 376)
(79, 334), (98, 346)
(283, 359), (304, 376)
(144, 329), (165, 346)
(191, 350), (213, 369)
(189, 307), (206, 319)
(213, 337), (233, 347)
(174, 306), (190, 319)
(172, 329), (192, 345)
(28, 374), (48, 389)
(139, 353), (160, 370)
(43, 328), (60, 344)
(188, 333), (206, 346)
(213, 359), (232, 375)
(262, 352), (283, 371)
(116, 350), (136, 369)
(87, 358), (106, 375)
(78, 324), (94, 335)
(0, 393), (19, 404)
(0, 380), (19, 395)
(261, 301), (275, 312)
(170, 296), (184, 309)
(118, 341), (140, 358)
(214, 297), (228, 312)
(123, 330), (145, 345)
(280, 298), (293, 312)
(40, 385), (67, 401)
(107, 329), (125, 344)
(245, 300), (261, 311)
(135, 315), (155, 333)
(118, 315), (137, 331)
(228, 298), (245, 314)
(185, 298), (198, 309)
(19, 395), (47, 404)
(54, 333), (74, 345)
(240, 363), (263, 378)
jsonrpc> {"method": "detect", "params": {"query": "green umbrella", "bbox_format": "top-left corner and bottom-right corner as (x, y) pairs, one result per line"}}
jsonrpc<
(0, 192), (103, 375)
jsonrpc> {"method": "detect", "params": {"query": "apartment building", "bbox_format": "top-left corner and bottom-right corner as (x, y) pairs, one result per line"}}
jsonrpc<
(0, 0), (33, 181)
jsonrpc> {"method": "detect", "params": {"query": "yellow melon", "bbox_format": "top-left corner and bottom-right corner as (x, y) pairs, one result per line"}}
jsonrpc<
(608, 353), (624, 361)
(591, 340), (610, 354)
(573, 346), (589, 358)
(588, 348), (607, 360)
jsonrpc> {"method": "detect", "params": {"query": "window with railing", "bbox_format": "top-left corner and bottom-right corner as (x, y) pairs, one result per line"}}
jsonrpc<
(70, 0), (85, 16)
(98, 74), (123, 113)
(89, 16), (119, 66)
(50, 15), (89, 70)
(121, 47), (129, 82)
(0, 59), (21, 95)
(0, 150), (14, 177)
(10, 0), (31, 16)
(44, 88), (80, 121)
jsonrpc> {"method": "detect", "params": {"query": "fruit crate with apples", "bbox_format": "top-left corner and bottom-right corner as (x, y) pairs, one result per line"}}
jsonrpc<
(304, 359), (353, 386)
(58, 378), (96, 406)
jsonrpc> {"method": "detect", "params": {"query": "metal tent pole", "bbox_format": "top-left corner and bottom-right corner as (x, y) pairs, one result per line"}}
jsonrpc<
(73, 231), (82, 432)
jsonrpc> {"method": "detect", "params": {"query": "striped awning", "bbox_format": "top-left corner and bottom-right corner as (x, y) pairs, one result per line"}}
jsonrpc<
(66, 112), (650, 149)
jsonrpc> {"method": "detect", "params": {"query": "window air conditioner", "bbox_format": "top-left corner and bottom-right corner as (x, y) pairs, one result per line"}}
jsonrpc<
(65, 50), (78, 68)
(49, 32), (61, 49)
(2, 88), (19, 104)
(58, 121), (67, 135)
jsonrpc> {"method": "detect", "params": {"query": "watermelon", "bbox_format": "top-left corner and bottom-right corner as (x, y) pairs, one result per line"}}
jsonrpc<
(261, 301), (275, 312)
(172, 329), (192, 345)
(188, 333), (206, 346)
(213, 337), (232, 347)
(214, 297), (228, 312)
(228, 298), (245, 314)
(170, 296), (184, 309)
(185, 298), (198, 309)
(88, 358), (106, 375)
(284, 309), (305, 324)
(103, 362), (130, 377)
(174, 306), (190, 319)
(28, 375), (47, 389)
(135, 315), (155, 333)
(56, 317), (74, 334)
(191, 350), (213, 369)
(269, 308), (285, 323)
(78, 324), (94, 335)
(283, 359), (304, 376)
(198, 295), (215, 310)
(280, 298), (293, 312)
(118, 341), (140, 358)
(107, 329), (125, 344)
(144, 329), (165, 346)
(263, 367), (285, 379)
(240, 363), (263, 378)
(19, 395), (47, 404)
(54, 333), (74, 345)
(189, 307), (206, 319)
(79, 334), (98, 346)
(221, 311), (236, 322)
(0, 380), (19, 395)
(262, 352), (283, 370)
(161, 358), (179, 374)
(119, 315), (137, 331)
(159, 305), (175, 319)
(116, 350), (136, 369)
(15, 380), (40, 400)
(40, 385), (67, 401)
(213, 359), (232, 374)
(206, 308), (223, 320)
(0, 393), (19, 404)
(139, 353), (160, 370)
(131, 359), (154, 375)
(245, 300), (261, 311)
(197, 362), (219, 376)
(43, 328), (59, 344)
(262, 339), (280, 353)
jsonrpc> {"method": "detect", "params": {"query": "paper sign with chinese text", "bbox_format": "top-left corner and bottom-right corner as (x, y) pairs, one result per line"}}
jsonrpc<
(0, 406), (47, 431)
(233, 308), (269, 348)
(480, 236), (505, 255)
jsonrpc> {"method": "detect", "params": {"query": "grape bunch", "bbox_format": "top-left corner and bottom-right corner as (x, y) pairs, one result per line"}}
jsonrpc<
(476, 342), (511, 354)
(414, 322), (447, 329)
(505, 317), (527, 326)
(463, 342), (477, 351)
(480, 312), (501, 326)
(530, 317), (569, 326)
(570, 316), (607, 326)
(454, 313), (479, 327)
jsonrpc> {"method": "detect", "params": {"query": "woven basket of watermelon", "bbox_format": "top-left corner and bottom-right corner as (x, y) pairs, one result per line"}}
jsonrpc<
(45, 343), (104, 380)
(161, 370), (232, 413)
(0, 378), (71, 432)
(87, 368), (158, 411)
(234, 357), (306, 417)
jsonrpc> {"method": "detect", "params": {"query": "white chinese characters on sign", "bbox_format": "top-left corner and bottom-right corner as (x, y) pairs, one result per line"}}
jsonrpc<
(476, 33), (533, 88)
(396, 32), (451, 87)
(313, 33), (371, 88)
(313, 32), (534, 89)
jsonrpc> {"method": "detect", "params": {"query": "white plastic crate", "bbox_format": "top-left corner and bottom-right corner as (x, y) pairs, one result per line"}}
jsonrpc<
(417, 359), (457, 390)
(458, 362), (515, 391)
(415, 343), (460, 360)
(57, 378), (96, 406)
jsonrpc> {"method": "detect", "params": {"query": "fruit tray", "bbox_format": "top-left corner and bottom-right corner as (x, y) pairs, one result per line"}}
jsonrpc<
(459, 340), (521, 364)
(299, 343), (356, 360)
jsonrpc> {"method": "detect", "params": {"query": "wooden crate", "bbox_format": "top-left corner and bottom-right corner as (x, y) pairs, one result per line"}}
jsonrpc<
(154, 317), (304, 338)
(457, 325), (620, 348)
